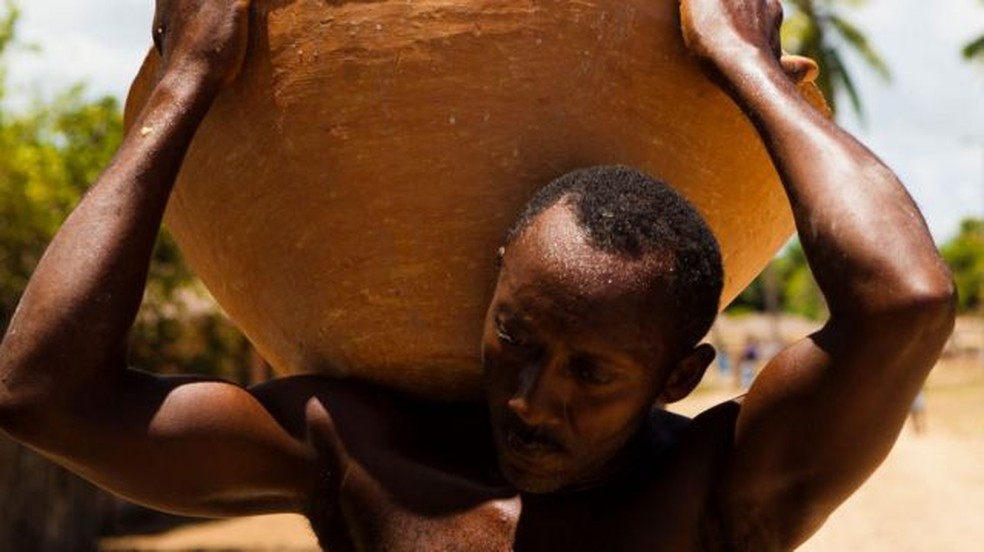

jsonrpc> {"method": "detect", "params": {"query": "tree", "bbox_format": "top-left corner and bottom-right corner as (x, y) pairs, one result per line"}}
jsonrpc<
(781, 0), (890, 118)
(0, 2), (255, 548)
(0, 5), (115, 549)
(727, 240), (827, 320)
(940, 218), (984, 312)
(966, 33), (984, 62)
(0, 86), (123, 320)
(963, 0), (984, 61)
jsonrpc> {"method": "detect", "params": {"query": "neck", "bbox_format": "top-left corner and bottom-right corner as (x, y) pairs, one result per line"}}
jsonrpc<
(543, 429), (653, 499)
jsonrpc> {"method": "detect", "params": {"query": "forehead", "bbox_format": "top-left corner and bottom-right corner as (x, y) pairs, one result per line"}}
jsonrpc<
(503, 202), (671, 299)
(495, 204), (681, 363)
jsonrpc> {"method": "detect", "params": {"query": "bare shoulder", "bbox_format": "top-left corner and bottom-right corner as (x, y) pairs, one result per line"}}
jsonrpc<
(670, 399), (758, 550)
(649, 399), (742, 457)
(248, 375), (406, 441)
(249, 375), (491, 464)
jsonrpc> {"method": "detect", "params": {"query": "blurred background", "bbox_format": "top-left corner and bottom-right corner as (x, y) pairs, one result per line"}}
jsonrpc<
(0, 0), (981, 550)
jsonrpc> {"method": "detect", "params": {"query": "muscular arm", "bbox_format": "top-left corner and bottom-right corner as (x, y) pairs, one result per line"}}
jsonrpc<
(0, 0), (318, 516)
(681, 1), (956, 547)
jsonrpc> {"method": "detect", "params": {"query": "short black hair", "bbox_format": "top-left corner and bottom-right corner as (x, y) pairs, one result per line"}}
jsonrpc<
(505, 165), (723, 349)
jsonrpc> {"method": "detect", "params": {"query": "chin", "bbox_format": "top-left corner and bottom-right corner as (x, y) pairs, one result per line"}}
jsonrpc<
(495, 447), (578, 494)
(500, 461), (570, 494)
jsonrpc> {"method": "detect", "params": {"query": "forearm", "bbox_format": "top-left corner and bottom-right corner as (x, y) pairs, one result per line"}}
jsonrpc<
(717, 50), (953, 317)
(679, 4), (956, 545)
(0, 68), (218, 405)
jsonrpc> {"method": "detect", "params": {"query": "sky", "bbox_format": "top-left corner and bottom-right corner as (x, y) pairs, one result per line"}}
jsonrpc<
(6, 0), (984, 243)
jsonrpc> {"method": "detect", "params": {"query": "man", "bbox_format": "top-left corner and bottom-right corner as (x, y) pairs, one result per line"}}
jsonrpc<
(0, 0), (955, 550)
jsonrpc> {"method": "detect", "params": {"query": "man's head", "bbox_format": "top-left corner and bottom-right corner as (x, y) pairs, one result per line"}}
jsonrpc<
(482, 165), (723, 493)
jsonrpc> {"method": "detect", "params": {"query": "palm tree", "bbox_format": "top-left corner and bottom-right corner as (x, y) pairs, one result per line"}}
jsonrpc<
(963, 1), (984, 61)
(781, 0), (890, 118)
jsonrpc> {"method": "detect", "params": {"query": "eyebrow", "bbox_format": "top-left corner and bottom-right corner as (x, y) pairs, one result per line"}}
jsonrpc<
(493, 302), (520, 322)
(575, 351), (633, 372)
(494, 311), (529, 333)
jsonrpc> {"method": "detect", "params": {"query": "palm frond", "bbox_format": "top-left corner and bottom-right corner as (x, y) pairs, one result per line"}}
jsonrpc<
(964, 34), (984, 61)
(828, 14), (891, 81)
(827, 47), (864, 121)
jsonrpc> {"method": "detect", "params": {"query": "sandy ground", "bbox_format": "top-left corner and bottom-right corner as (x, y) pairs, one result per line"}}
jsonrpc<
(99, 316), (984, 552)
(674, 361), (984, 552)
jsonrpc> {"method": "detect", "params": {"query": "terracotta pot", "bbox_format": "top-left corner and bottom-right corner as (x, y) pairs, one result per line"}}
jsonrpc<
(125, 0), (826, 400)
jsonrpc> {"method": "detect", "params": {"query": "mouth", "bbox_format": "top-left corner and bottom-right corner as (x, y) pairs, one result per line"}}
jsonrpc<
(493, 419), (574, 493)
(504, 426), (562, 455)
(497, 418), (566, 470)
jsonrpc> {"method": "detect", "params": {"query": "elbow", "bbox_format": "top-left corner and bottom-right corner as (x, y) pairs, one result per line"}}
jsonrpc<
(0, 357), (20, 436)
(0, 384), (62, 449)
(837, 263), (959, 346)
(889, 270), (958, 345)
(0, 384), (36, 443)
(0, 329), (75, 442)
(0, 357), (52, 444)
(910, 266), (957, 318)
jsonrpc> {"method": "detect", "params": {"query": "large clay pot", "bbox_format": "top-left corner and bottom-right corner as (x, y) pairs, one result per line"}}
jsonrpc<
(125, 0), (826, 400)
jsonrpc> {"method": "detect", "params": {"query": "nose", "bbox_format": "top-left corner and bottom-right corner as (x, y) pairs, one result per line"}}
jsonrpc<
(507, 359), (568, 427)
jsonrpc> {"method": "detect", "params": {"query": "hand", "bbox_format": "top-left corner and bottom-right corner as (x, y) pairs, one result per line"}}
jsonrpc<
(305, 397), (356, 497)
(680, 0), (782, 63)
(680, 0), (817, 85)
(304, 397), (383, 516)
(152, 0), (252, 88)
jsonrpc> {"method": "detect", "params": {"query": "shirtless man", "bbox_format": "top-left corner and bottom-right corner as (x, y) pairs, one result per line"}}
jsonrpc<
(0, 0), (955, 550)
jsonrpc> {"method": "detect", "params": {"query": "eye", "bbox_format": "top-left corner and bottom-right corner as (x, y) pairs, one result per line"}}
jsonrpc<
(496, 325), (524, 347)
(570, 357), (616, 386)
(495, 322), (538, 354)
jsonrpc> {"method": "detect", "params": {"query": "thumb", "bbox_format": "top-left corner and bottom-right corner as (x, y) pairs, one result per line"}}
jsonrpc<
(305, 397), (351, 465)
(780, 54), (819, 85)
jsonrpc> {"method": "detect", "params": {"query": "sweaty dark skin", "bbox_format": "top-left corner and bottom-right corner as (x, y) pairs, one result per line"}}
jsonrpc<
(0, 0), (956, 551)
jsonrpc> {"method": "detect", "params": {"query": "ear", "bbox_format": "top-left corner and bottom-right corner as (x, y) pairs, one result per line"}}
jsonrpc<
(658, 343), (716, 404)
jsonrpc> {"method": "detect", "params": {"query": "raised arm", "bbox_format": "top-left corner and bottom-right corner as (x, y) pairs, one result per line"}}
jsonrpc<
(0, 0), (318, 516)
(680, 0), (956, 548)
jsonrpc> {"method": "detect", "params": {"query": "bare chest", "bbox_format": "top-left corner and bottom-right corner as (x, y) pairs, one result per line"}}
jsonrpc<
(323, 460), (718, 552)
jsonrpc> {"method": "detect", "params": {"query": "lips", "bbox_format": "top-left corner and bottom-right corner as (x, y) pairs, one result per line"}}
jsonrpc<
(491, 414), (574, 492)
(504, 426), (562, 455)
(497, 415), (566, 463)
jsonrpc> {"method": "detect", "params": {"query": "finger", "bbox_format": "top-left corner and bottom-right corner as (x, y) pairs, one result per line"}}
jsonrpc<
(304, 397), (351, 463)
(780, 54), (820, 85)
(152, 0), (168, 54)
(769, 0), (785, 59)
(228, 0), (255, 84)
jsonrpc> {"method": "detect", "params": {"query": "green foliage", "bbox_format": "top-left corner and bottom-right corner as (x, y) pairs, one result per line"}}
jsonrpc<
(966, 28), (984, 61)
(965, 35), (984, 61)
(940, 219), (984, 312)
(728, 240), (827, 320)
(732, 219), (984, 318)
(963, 0), (984, 62)
(0, 0), (15, 98)
(782, 0), (890, 119)
(0, 83), (113, 325)
(0, 2), (251, 382)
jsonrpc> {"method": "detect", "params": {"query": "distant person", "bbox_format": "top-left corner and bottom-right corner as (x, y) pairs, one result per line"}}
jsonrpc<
(709, 326), (732, 383)
(716, 343), (733, 382)
(739, 338), (761, 389)
(0, 0), (956, 550)
(909, 388), (927, 434)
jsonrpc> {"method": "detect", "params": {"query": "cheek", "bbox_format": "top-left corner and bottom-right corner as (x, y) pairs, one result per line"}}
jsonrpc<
(568, 386), (654, 443)
(481, 348), (518, 401)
